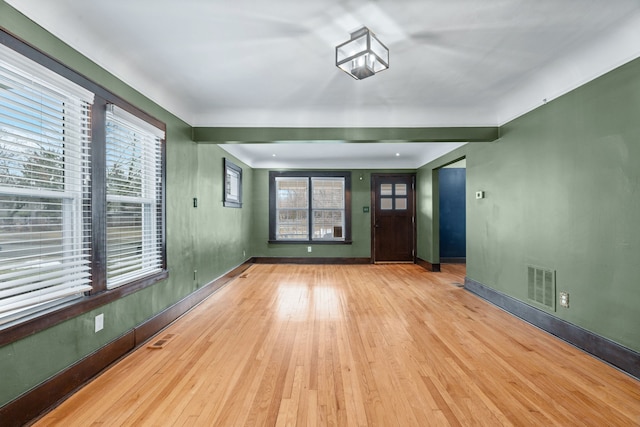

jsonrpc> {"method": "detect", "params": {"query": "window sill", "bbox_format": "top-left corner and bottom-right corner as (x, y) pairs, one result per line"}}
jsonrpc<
(0, 270), (169, 347)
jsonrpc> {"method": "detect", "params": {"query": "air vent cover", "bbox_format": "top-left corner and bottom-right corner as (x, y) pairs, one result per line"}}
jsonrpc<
(527, 265), (556, 311)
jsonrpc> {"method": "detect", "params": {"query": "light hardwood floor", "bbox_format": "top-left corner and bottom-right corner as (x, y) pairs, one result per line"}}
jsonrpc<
(34, 264), (640, 426)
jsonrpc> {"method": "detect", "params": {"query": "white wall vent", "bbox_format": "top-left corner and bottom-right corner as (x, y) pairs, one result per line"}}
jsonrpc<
(527, 265), (556, 311)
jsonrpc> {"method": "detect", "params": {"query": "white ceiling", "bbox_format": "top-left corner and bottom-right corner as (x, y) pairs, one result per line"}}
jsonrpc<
(7, 0), (640, 168)
(221, 141), (467, 169)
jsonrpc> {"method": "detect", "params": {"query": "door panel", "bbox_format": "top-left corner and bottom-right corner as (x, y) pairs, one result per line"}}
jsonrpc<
(372, 174), (415, 262)
(439, 168), (466, 258)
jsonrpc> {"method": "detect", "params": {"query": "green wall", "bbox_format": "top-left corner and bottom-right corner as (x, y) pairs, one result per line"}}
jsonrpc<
(251, 169), (415, 258)
(194, 145), (253, 282)
(0, 2), (252, 407)
(418, 56), (640, 353)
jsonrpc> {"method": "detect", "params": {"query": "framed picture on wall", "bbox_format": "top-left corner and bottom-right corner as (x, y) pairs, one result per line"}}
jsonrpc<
(223, 158), (242, 208)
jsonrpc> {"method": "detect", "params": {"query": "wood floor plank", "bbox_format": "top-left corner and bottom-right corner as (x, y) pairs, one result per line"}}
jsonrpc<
(33, 264), (640, 426)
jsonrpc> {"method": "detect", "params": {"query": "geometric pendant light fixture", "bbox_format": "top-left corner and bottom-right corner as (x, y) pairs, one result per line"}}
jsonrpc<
(336, 26), (389, 80)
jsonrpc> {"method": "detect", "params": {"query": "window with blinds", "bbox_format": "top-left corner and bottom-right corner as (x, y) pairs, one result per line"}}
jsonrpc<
(0, 43), (94, 325)
(270, 172), (350, 242)
(276, 177), (309, 240)
(105, 105), (164, 289)
(311, 177), (345, 240)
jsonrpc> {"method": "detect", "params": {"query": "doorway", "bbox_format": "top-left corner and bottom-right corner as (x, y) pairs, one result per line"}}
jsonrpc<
(371, 174), (416, 263)
(438, 160), (466, 263)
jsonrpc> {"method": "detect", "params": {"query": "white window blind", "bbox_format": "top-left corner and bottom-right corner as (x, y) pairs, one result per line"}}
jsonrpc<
(0, 44), (94, 325)
(275, 177), (309, 240)
(311, 177), (345, 241)
(105, 104), (163, 288)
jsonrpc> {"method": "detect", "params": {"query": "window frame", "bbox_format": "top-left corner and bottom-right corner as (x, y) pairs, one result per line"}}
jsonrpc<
(0, 29), (167, 345)
(223, 158), (242, 208)
(268, 171), (352, 244)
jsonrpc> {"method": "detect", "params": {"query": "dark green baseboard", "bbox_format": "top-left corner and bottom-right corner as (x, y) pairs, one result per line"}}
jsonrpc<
(252, 257), (371, 264)
(464, 277), (640, 380)
(440, 257), (466, 264)
(416, 257), (441, 272)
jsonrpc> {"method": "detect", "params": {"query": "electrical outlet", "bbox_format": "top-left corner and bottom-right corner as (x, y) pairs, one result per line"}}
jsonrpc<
(307, 246), (312, 253)
(559, 292), (569, 308)
(95, 313), (104, 333)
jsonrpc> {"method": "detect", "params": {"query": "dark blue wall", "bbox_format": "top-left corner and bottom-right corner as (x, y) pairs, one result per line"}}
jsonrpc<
(439, 168), (466, 258)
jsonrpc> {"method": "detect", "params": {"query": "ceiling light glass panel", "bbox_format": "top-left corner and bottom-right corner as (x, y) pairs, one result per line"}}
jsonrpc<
(370, 35), (389, 72)
(336, 33), (368, 64)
